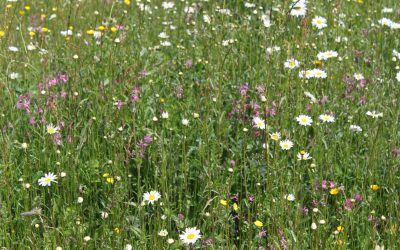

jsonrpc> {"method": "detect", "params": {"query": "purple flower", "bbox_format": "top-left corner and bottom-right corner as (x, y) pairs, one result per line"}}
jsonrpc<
(143, 134), (153, 144)
(130, 86), (141, 102)
(16, 94), (31, 113)
(29, 116), (36, 125)
(239, 84), (249, 95)
(343, 198), (353, 211)
(48, 78), (58, 86)
(57, 73), (69, 82)
(391, 148), (400, 157)
(52, 132), (62, 145)
(321, 180), (328, 189)
(202, 238), (213, 245)
(230, 193), (239, 202)
(178, 213), (185, 220)
(248, 196), (255, 204)
(354, 194), (363, 202)
(258, 229), (267, 238)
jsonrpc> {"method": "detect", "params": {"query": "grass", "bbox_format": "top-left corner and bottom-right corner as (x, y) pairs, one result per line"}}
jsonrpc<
(0, 0), (399, 249)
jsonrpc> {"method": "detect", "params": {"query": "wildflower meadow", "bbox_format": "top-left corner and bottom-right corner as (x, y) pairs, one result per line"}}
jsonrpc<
(1, 0), (400, 249)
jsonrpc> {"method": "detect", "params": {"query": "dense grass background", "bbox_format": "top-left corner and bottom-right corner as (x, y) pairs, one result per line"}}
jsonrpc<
(0, 0), (399, 249)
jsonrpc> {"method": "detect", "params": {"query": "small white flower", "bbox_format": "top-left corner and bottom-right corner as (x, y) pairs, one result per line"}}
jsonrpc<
(162, 2), (174, 10)
(83, 236), (91, 242)
(125, 244), (133, 250)
(101, 211), (109, 219)
(354, 73), (364, 81)
(284, 58), (300, 69)
(350, 125), (362, 132)
(290, 0), (307, 17)
(38, 172), (57, 186)
(366, 111), (383, 118)
(396, 71), (400, 82)
(297, 151), (312, 160)
(312, 16), (328, 29)
(8, 46), (19, 52)
(284, 194), (295, 201)
(253, 117), (266, 130)
(161, 111), (169, 119)
(27, 44), (36, 50)
(280, 140), (294, 150)
(143, 191), (161, 204)
(319, 114), (335, 123)
(296, 115), (313, 126)
(167, 238), (175, 244)
(160, 41), (172, 47)
(312, 69), (327, 79)
(77, 197), (84, 203)
(179, 227), (201, 245)
(10, 72), (20, 79)
(311, 222), (317, 230)
(182, 118), (189, 126)
(158, 32), (169, 39)
(158, 229), (168, 237)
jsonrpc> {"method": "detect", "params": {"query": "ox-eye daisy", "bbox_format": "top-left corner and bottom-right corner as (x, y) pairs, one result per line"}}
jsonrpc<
(38, 172), (58, 186)
(270, 132), (281, 141)
(297, 151), (312, 160)
(143, 191), (161, 204)
(46, 124), (60, 135)
(312, 16), (327, 29)
(284, 58), (300, 69)
(296, 115), (313, 126)
(179, 227), (201, 245)
(253, 117), (266, 130)
(280, 140), (294, 150)
(319, 114), (335, 123)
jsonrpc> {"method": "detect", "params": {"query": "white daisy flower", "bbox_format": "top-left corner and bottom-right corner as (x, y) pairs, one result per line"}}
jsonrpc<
(350, 125), (362, 132)
(46, 124), (60, 135)
(38, 172), (58, 186)
(312, 16), (327, 29)
(280, 140), (294, 150)
(284, 58), (300, 69)
(290, 0), (307, 17)
(297, 151), (312, 160)
(253, 116), (266, 130)
(312, 69), (327, 78)
(270, 132), (281, 141)
(284, 194), (295, 201)
(143, 191), (161, 204)
(353, 73), (364, 81)
(319, 114), (335, 123)
(366, 111), (383, 118)
(296, 115), (313, 126)
(179, 227), (201, 245)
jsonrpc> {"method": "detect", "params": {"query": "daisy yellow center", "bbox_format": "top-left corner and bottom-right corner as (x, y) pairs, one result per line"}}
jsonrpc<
(47, 127), (55, 134)
(148, 194), (156, 201)
(257, 121), (263, 127)
(327, 53), (332, 56)
(289, 61), (295, 66)
(283, 144), (289, 149)
(187, 233), (195, 240)
(272, 135), (278, 140)
(44, 177), (52, 183)
(301, 118), (308, 123)
(316, 20), (322, 24)
(315, 72), (322, 76)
